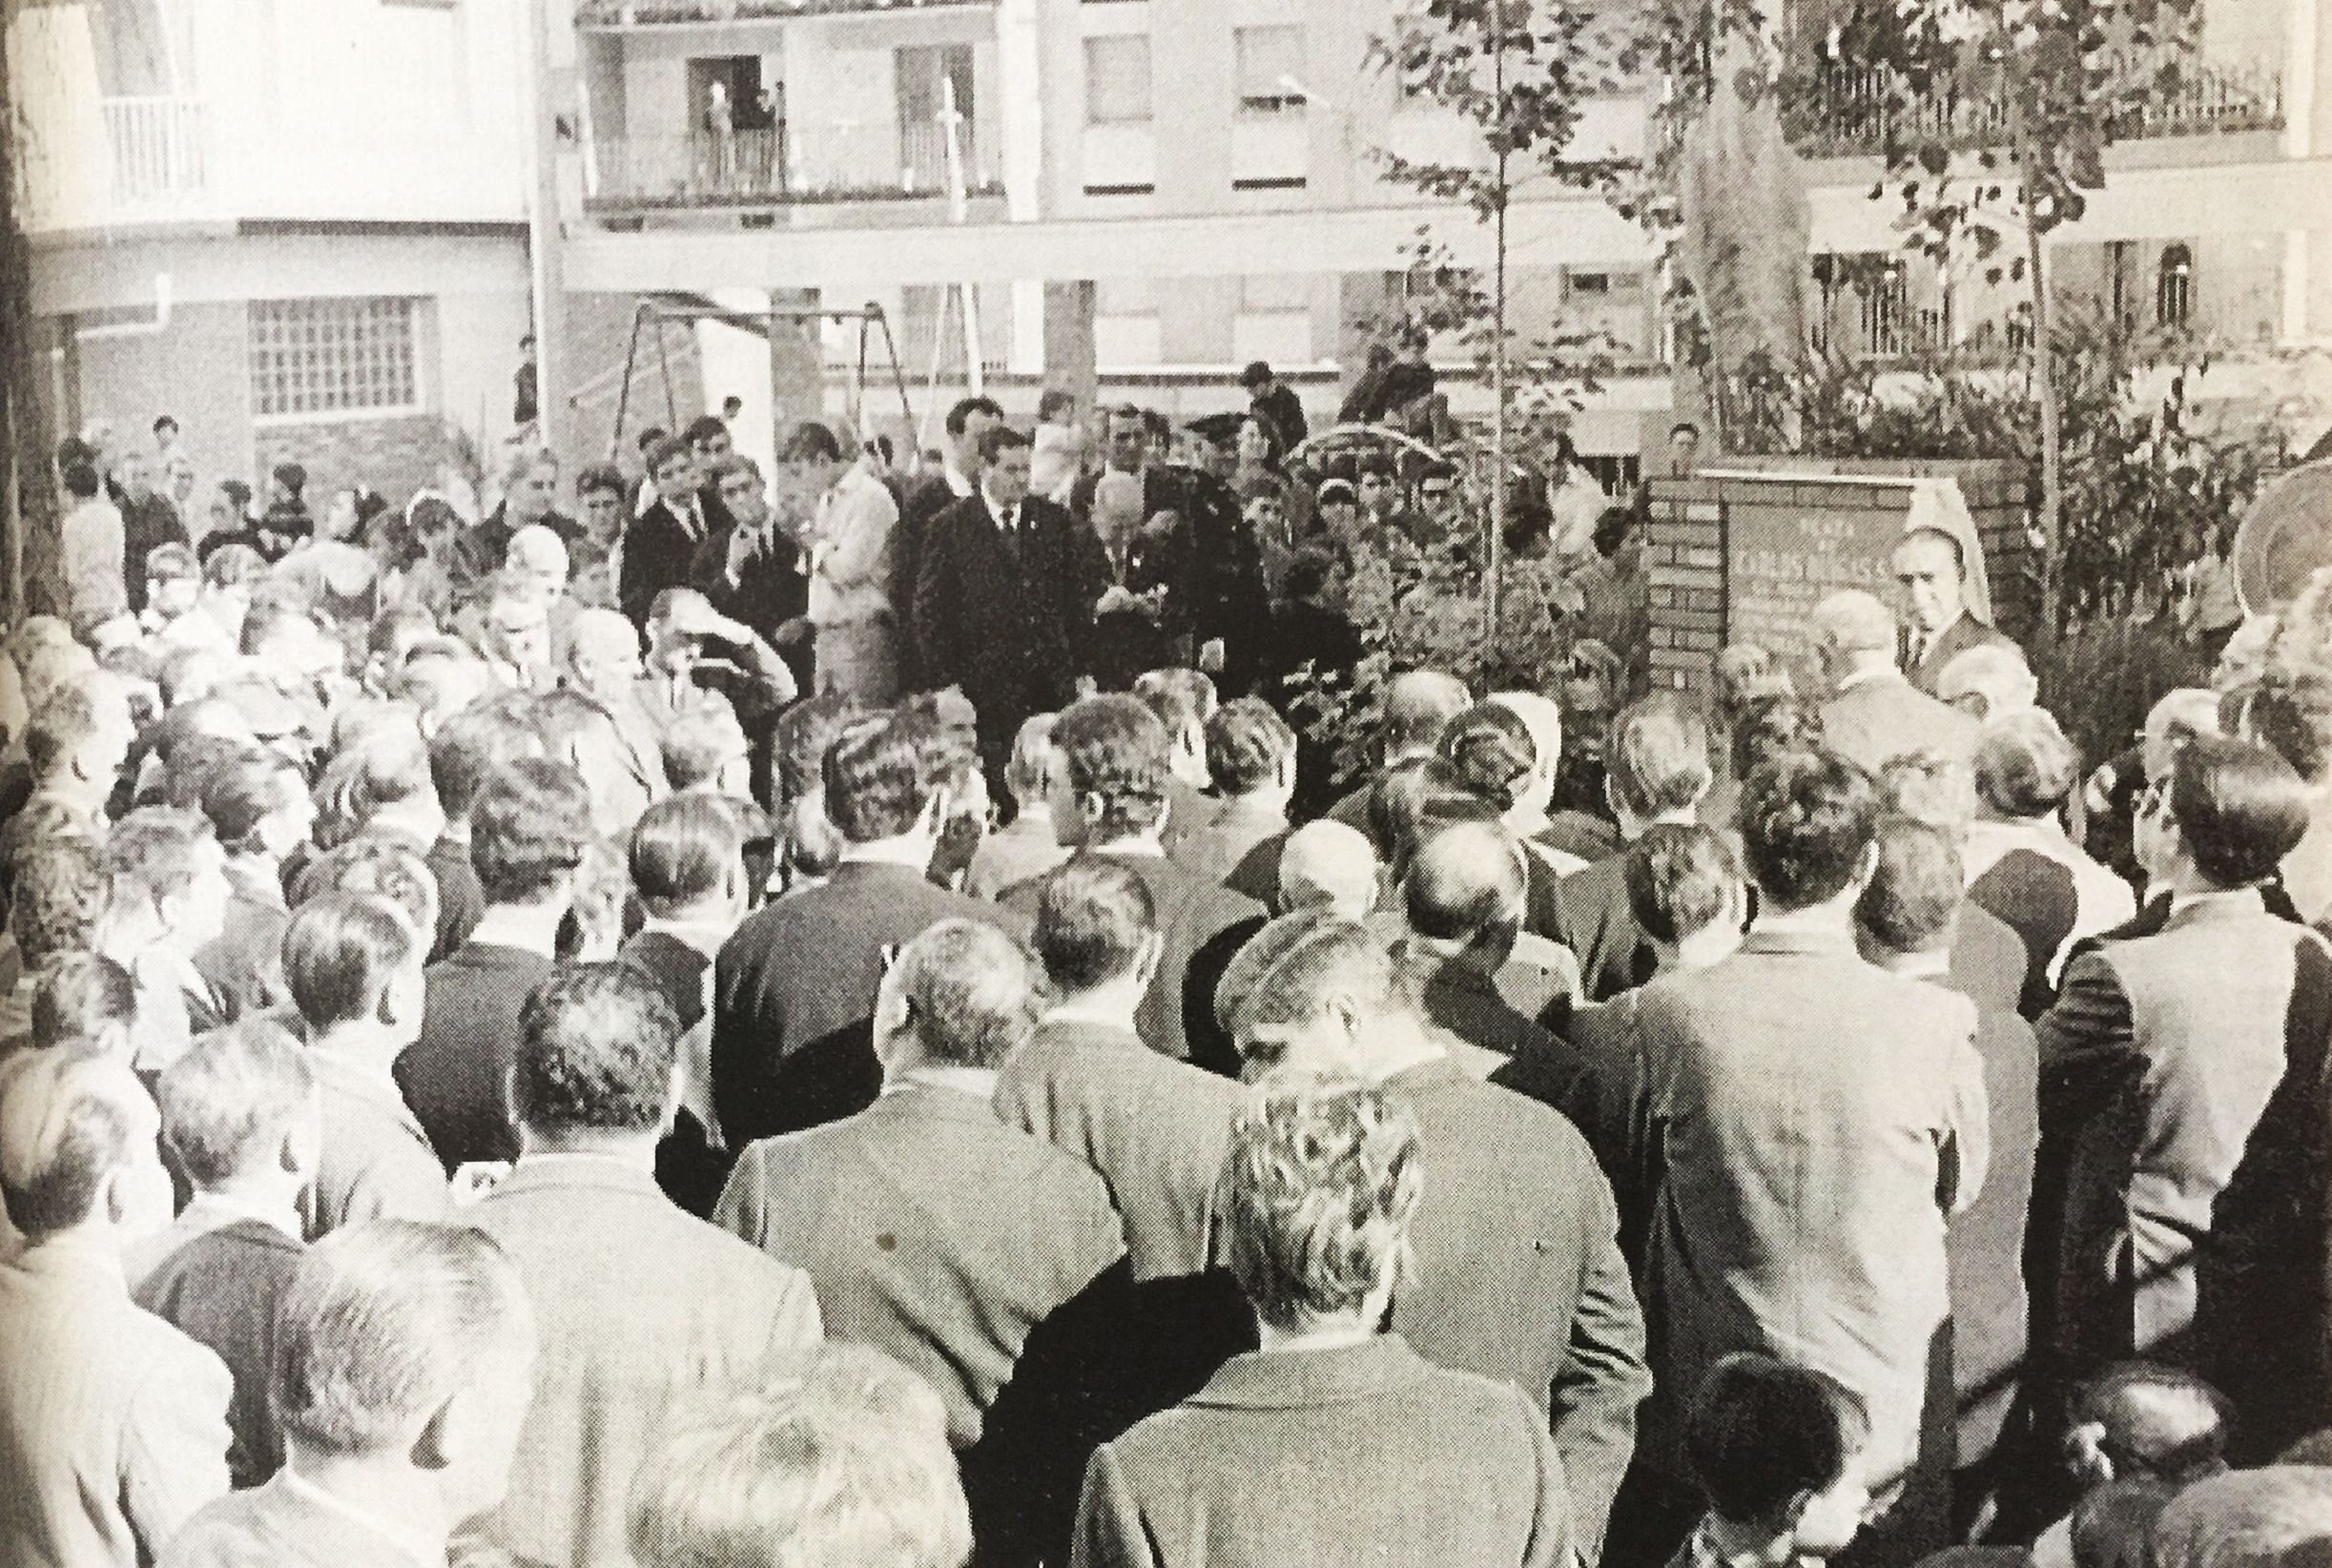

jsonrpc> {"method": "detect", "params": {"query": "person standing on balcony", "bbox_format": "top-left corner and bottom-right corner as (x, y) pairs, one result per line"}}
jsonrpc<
(788, 420), (900, 705)
(704, 81), (735, 196)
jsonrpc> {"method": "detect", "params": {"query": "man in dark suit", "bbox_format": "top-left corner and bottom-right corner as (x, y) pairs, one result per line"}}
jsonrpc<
(467, 964), (822, 1568)
(2036, 735), (2331, 1458)
(1814, 588), (1979, 775)
(893, 395), (1001, 690)
(398, 758), (593, 1171)
(1395, 820), (1578, 1062)
(620, 435), (729, 629)
(712, 706), (1019, 1145)
(1856, 815), (2038, 1526)
(912, 425), (1087, 794)
(1070, 404), (1269, 694)
(717, 918), (1129, 1564)
(694, 452), (806, 660)
(1319, 669), (1473, 856)
(1001, 694), (1261, 1064)
(1894, 526), (2020, 697)
(1219, 911), (1651, 1560)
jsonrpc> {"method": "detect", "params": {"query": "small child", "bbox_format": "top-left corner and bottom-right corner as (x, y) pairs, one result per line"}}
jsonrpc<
(1676, 1351), (1875, 1568)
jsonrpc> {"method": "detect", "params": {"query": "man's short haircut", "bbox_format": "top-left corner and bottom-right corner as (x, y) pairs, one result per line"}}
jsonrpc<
(196, 746), (300, 856)
(202, 541), (266, 589)
(1607, 696), (1713, 821)
(156, 1020), (316, 1189)
(1976, 708), (2081, 819)
(1037, 387), (1076, 423)
(778, 422), (845, 465)
(146, 542), (199, 586)
(2240, 670), (2332, 785)
(1671, 420), (1701, 440)
(512, 963), (680, 1136)
(637, 426), (670, 453)
(655, 704), (747, 795)
(1937, 643), (2037, 717)
(500, 444), (557, 491)
(682, 414), (727, 448)
(9, 838), (105, 968)
(644, 435), (691, 478)
(1438, 703), (1537, 815)
(1880, 750), (1979, 842)
(273, 1221), (533, 1457)
(976, 424), (1030, 465)
(1739, 750), (1881, 911)
(1133, 668), (1218, 735)
(283, 892), (420, 1032)
(1592, 505), (1639, 559)
(1856, 815), (1964, 958)
(822, 711), (948, 844)
(1372, 758), (1501, 877)
(0, 1048), (155, 1238)
(1380, 671), (1472, 758)
(774, 692), (856, 804)
(1003, 713), (1059, 811)
(470, 757), (593, 904)
(1277, 821), (1379, 916)
(626, 1343), (970, 1568)
(943, 396), (1005, 439)
(1219, 1076), (1421, 1332)
(1033, 855), (1157, 993)
(1401, 820), (1526, 943)
(30, 952), (135, 1050)
(1812, 590), (1898, 656)
(1623, 822), (1743, 946)
(24, 679), (104, 780)
(1051, 695), (1172, 840)
(55, 434), (97, 471)
(1684, 1352), (1870, 1530)
(2150, 1468), (2332, 1568)
(238, 600), (312, 660)
(1205, 698), (1296, 798)
(1216, 911), (1403, 1069)
(2168, 735), (2313, 890)
(428, 695), (549, 820)
(2071, 1362), (2234, 1488)
(629, 794), (743, 913)
(576, 463), (625, 501)
(102, 807), (217, 911)
(61, 461), (100, 500)
(891, 918), (1041, 1071)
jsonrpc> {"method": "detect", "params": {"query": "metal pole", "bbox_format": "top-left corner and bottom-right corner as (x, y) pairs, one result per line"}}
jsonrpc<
(871, 304), (918, 442)
(1484, 0), (1508, 650)
(652, 309), (679, 429)
(610, 302), (645, 460)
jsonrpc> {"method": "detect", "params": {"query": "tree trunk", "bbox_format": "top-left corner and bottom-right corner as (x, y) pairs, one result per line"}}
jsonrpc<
(1484, 0), (1509, 650)
(2012, 111), (2063, 642)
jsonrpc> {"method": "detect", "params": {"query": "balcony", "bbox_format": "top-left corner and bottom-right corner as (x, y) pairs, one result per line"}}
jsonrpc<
(586, 121), (1000, 213)
(1788, 55), (2283, 160)
(17, 95), (213, 234)
(574, 0), (990, 25)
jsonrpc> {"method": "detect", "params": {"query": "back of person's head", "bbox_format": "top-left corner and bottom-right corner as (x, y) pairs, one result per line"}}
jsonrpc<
(1812, 589), (1898, 662)
(654, 705), (746, 795)
(512, 963), (679, 1139)
(273, 1221), (535, 1466)
(1740, 750), (1881, 911)
(1882, 750), (1980, 844)
(2150, 1468), (2332, 1568)
(778, 421), (845, 466)
(1219, 1075), (1421, 1333)
(8, 837), (105, 969)
(30, 952), (136, 1052)
(428, 696), (548, 822)
(1003, 713), (1059, 814)
(238, 600), (313, 661)
(1684, 1352), (1871, 1533)
(1205, 698), (1296, 799)
(1277, 820), (1379, 918)
(470, 757), (592, 905)
(2070, 1363), (2234, 1490)
(1607, 695), (1713, 822)
(24, 678), (103, 782)
(1938, 643), (2038, 719)
(1715, 644), (1796, 729)
(1380, 671), (1472, 760)
(2244, 670), (2332, 786)
(1977, 709), (2080, 820)
(1624, 822), (1744, 946)
(155, 1019), (316, 1191)
(1729, 694), (1825, 784)
(194, 744), (302, 857)
(283, 891), (421, 1032)
(1401, 820), (1526, 944)
(101, 806), (218, 915)
(629, 794), (744, 916)
(626, 1342), (971, 1568)
(1438, 703), (1537, 814)
(2168, 735), (2313, 890)
(1051, 694), (1172, 840)
(1034, 855), (1158, 995)
(1856, 815), (1964, 959)
(1216, 912), (1401, 1072)
(775, 692), (859, 806)
(0, 1046), (157, 1240)
(2072, 1480), (2177, 1568)
(824, 711), (949, 844)
(1133, 666), (1218, 736)
(883, 919), (1041, 1071)
(292, 836), (440, 939)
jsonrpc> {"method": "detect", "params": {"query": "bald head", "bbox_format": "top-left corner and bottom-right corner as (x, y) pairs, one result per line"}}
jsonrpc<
(1936, 642), (2035, 719)
(2144, 686), (2222, 784)
(1814, 590), (1898, 658)
(1382, 671), (1473, 761)
(568, 609), (643, 697)
(1277, 820), (1379, 918)
(1402, 821), (1526, 946)
(508, 524), (569, 591)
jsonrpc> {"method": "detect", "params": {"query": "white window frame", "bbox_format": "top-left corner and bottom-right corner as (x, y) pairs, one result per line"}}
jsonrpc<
(248, 296), (426, 425)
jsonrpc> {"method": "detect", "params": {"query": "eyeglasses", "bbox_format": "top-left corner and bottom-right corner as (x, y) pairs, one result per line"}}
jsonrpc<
(2136, 780), (2172, 821)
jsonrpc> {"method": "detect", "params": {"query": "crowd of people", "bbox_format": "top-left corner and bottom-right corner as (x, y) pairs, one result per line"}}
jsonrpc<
(7, 383), (2332, 1568)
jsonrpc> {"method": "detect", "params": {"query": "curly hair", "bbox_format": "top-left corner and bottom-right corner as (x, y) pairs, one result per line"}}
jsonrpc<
(1739, 750), (1881, 911)
(512, 963), (680, 1135)
(469, 757), (593, 905)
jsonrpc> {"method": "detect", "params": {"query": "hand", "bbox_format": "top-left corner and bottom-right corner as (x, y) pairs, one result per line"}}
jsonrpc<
(1096, 586), (1138, 616)
(724, 526), (760, 584)
(666, 594), (739, 644)
(447, 1162), (512, 1207)
(1199, 638), (1226, 673)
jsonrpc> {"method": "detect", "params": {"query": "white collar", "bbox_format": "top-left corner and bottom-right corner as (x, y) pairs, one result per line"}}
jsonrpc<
(839, 839), (936, 873)
(179, 1190), (303, 1245)
(276, 1470), (447, 1568)
(641, 913), (734, 957)
(945, 464), (977, 498)
(464, 906), (561, 958)
(1041, 999), (1143, 1035)
(2168, 884), (2264, 920)
(883, 1063), (998, 1102)
(1833, 664), (1905, 693)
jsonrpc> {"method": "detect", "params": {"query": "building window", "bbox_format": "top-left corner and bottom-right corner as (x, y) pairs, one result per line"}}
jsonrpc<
(248, 297), (420, 420)
(1235, 25), (1306, 113)
(2157, 242), (2193, 329)
(1084, 35), (1152, 124)
(1567, 271), (1612, 298)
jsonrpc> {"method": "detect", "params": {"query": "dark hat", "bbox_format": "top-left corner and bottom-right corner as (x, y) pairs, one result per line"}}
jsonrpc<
(1238, 360), (1273, 388)
(272, 461), (307, 492)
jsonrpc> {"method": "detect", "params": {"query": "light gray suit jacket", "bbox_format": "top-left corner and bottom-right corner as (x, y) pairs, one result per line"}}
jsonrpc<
(465, 1156), (822, 1568)
(1819, 670), (1979, 776)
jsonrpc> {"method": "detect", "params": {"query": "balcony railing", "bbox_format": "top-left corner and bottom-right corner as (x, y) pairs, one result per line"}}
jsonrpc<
(103, 96), (211, 211)
(588, 122), (1000, 210)
(575, 0), (990, 24)
(16, 95), (211, 232)
(1789, 55), (2282, 157)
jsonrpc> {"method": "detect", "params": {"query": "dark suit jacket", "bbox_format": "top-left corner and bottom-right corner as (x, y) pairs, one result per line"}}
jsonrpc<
(893, 471), (967, 686)
(397, 940), (554, 1170)
(2035, 893), (2332, 1432)
(466, 1156), (823, 1568)
(1383, 1054), (1650, 1558)
(1906, 610), (2020, 696)
(1071, 1335), (1574, 1568)
(1970, 847), (2083, 1019)
(620, 495), (717, 627)
(911, 493), (1084, 741)
(132, 1219), (301, 1489)
(1070, 464), (1268, 691)
(712, 861), (1022, 1145)
(692, 519), (806, 646)
(994, 1017), (1245, 1282)
(425, 833), (485, 963)
(1818, 671), (1979, 775)
(1547, 852), (1656, 1004)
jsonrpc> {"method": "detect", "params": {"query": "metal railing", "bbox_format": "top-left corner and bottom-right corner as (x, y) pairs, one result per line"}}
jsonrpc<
(574, 0), (992, 23)
(588, 121), (997, 208)
(1790, 54), (2282, 157)
(101, 96), (211, 211)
